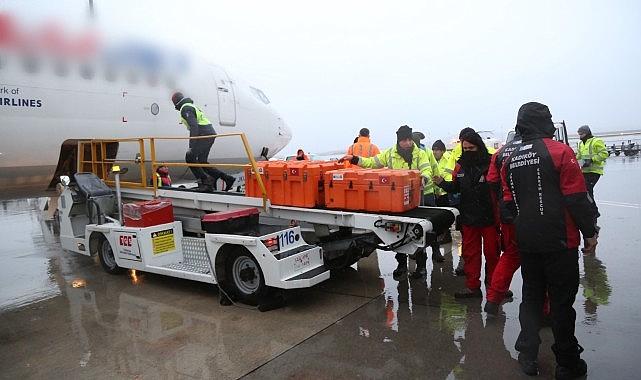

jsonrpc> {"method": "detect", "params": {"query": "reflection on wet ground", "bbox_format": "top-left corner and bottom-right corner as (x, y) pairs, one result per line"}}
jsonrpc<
(1, 157), (640, 379)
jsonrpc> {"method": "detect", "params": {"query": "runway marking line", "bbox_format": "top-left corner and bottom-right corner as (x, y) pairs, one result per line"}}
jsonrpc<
(596, 199), (641, 209)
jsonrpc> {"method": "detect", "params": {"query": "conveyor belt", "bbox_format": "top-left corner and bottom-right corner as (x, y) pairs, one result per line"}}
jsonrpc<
(123, 187), (458, 234)
(160, 186), (246, 196)
(161, 186), (455, 229)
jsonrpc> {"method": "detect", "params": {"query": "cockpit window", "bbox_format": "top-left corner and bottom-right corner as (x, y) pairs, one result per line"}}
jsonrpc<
(126, 69), (139, 84)
(250, 86), (270, 104)
(105, 66), (117, 82)
(80, 63), (94, 80)
(54, 60), (69, 77)
(23, 55), (39, 73)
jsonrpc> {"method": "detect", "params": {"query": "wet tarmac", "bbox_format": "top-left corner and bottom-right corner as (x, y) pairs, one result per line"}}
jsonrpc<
(1, 156), (640, 379)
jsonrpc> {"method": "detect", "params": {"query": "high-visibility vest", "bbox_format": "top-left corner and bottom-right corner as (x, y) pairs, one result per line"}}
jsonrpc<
(577, 137), (607, 175)
(179, 102), (211, 129)
(348, 137), (380, 158)
(155, 172), (172, 187)
(435, 151), (453, 195)
(418, 146), (440, 195)
(359, 143), (435, 194)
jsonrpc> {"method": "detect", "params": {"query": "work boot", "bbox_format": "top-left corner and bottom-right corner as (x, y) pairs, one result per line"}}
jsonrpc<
(432, 248), (445, 263)
(393, 262), (407, 278)
(195, 178), (214, 192)
(393, 253), (408, 278)
(410, 248), (427, 279)
(223, 175), (236, 192)
(555, 359), (587, 380)
(518, 353), (540, 376)
(454, 288), (482, 299)
(203, 176), (219, 190)
(484, 301), (500, 316)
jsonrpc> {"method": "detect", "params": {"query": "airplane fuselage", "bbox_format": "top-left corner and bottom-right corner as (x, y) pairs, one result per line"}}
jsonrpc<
(0, 53), (291, 192)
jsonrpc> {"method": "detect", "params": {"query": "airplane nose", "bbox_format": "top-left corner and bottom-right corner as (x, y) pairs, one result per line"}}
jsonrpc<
(277, 117), (292, 145)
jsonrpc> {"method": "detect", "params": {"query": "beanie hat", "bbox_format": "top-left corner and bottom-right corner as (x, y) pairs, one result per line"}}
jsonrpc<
(396, 125), (413, 141)
(171, 92), (184, 106)
(359, 128), (370, 137)
(432, 139), (446, 151)
(578, 125), (591, 135)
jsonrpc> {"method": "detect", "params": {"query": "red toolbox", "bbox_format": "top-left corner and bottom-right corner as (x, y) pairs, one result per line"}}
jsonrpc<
(123, 199), (174, 227)
(245, 160), (343, 207)
(201, 208), (260, 234)
(324, 168), (421, 213)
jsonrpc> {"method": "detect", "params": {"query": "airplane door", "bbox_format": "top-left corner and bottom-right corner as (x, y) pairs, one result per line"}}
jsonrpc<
(211, 66), (237, 126)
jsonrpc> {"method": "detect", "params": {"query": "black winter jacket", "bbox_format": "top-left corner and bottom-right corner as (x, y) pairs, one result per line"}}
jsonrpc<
(438, 157), (495, 227)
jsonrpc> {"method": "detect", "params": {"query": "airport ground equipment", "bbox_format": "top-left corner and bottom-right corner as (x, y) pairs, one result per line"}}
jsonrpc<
(57, 134), (457, 306)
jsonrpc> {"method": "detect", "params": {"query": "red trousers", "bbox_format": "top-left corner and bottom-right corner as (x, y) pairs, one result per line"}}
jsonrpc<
(487, 223), (521, 303)
(462, 224), (500, 290)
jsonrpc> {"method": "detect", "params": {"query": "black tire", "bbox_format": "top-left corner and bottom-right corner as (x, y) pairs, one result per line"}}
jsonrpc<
(224, 249), (267, 305)
(96, 234), (125, 274)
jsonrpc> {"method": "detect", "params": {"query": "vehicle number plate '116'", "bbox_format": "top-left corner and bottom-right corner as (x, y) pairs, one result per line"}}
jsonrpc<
(278, 230), (296, 251)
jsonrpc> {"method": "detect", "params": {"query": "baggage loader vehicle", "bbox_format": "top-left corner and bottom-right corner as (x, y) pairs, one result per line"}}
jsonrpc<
(56, 134), (457, 307)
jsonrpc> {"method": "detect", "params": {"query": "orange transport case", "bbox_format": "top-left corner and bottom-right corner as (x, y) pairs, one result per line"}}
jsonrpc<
(245, 161), (343, 207)
(324, 169), (421, 213)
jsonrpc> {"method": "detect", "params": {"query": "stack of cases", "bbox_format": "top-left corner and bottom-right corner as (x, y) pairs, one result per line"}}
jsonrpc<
(244, 161), (344, 207)
(324, 169), (421, 213)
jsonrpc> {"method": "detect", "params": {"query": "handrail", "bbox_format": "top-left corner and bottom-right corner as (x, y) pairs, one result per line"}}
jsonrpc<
(76, 133), (270, 209)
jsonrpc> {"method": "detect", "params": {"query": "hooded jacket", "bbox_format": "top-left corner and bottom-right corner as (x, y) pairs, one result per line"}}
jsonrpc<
(486, 134), (522, 224)
(437, 133), (495, 227)
(502, 102), (597, 252)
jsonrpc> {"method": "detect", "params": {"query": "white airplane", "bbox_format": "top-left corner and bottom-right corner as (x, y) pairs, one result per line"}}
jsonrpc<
(0, 13), (292, 195)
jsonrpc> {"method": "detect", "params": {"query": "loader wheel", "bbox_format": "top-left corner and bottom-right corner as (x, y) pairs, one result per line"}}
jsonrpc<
(225, 249), (267, 306)
(96, 234), (125, 275)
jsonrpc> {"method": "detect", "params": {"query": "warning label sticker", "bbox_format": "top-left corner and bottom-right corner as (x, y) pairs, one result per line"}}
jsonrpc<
(151, 228), (175, 255)
(403, 185), (411, 205)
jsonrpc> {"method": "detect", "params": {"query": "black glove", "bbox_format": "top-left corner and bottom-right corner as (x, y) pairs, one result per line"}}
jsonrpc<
(350, 156), (360, 165)
(581, 159), (592, 168)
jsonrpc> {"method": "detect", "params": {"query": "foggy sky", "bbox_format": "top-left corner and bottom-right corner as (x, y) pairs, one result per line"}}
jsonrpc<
(3, 0), (640, 155)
